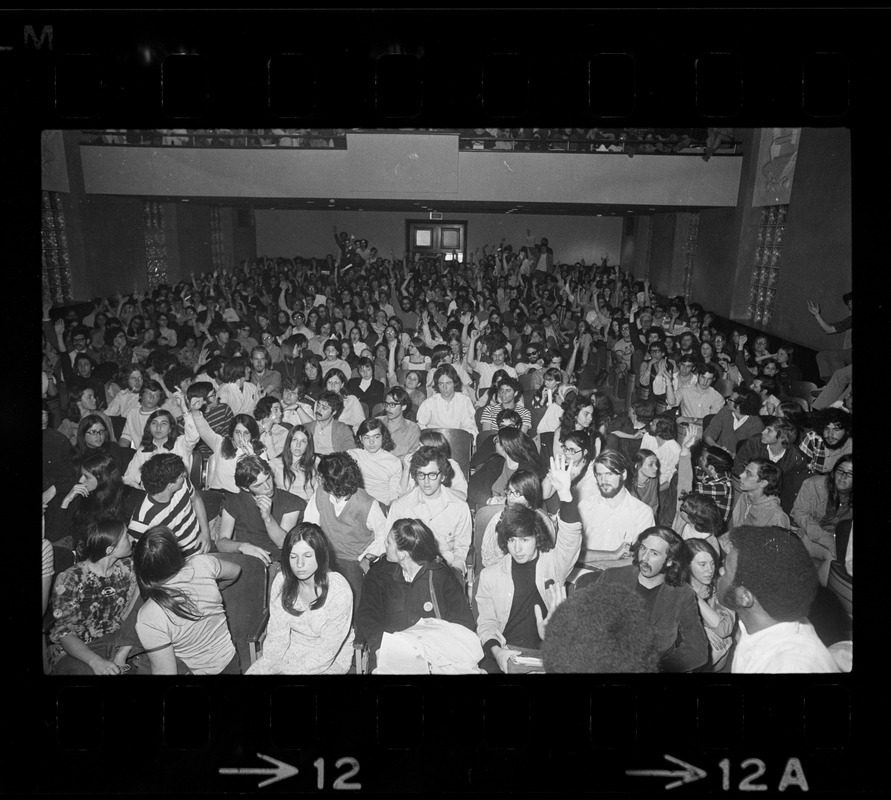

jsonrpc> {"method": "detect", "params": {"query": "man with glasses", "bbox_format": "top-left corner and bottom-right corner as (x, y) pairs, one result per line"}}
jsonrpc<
(577, 449), (655, 569)
(384, 446), (472, 578)
(376, 387), (420, 458)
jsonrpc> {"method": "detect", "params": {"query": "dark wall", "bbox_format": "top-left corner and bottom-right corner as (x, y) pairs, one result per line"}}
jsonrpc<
(77, 196), (146, 299)
(771, 128), (852, 350)
(647, 213), (677, 297)
(176, 204), (214, 279)
(693, 207), (740, 316)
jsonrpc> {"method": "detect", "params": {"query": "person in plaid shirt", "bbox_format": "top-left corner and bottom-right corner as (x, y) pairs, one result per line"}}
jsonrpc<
(693, 444), (734, 523)
(799, 409), (853, 475)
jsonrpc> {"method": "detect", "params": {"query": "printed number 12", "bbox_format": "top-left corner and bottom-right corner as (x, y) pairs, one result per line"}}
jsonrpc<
(314, 757), (362, 790)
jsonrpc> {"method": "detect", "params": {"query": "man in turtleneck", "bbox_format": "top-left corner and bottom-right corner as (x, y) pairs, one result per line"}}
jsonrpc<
(475, 454), (582, 673)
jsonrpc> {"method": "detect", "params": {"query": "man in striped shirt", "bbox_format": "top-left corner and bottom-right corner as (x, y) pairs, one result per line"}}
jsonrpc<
(128, 453), (211, 556)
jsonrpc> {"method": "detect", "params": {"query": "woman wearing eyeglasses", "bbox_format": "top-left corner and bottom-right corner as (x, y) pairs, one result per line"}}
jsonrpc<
(72, 414), (130, 475)
(480, 470), (556, 568)
(57, 386), (116, 446)
(541, 429), (597, 508)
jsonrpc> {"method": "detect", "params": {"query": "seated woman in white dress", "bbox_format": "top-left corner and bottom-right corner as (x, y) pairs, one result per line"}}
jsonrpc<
(246, 523), (354, 675)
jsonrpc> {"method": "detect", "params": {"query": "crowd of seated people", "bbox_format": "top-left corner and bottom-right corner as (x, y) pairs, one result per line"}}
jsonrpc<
(41, 224), (851, 674)
(81, 127), (739, 159)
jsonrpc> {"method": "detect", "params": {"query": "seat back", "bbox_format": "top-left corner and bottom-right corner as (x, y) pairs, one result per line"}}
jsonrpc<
(565, 564), (604, 595)
(826, 561), (852, 619)
(785, 381), (820, 410)
(431, 428), (473, 479)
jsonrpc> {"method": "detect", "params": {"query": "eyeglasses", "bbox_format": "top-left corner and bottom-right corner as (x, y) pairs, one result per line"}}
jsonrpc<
(836, 470), (853, 478)
(414, 471), (441, 482)
(85, 429), (106, 436)
(561, 445), (582, 456)
(383, 401), (400, 409)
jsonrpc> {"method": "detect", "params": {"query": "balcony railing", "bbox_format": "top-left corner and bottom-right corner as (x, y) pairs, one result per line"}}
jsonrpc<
(79, 128), (741, 157)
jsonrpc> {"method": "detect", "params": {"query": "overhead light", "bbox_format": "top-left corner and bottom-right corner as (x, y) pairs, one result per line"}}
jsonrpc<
(181, 198), (190, 202)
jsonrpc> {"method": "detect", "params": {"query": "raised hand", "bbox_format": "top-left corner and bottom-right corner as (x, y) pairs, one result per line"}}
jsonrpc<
(534, 582), (568, 640)
(806, 300), (821, 316)
(547, 451), (573, 497)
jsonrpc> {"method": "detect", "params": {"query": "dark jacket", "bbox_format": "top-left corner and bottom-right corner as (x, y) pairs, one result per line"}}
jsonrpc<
(595, 564), (708, 673)
(355, 558), (475, 655)
(733, 436), (810, 513)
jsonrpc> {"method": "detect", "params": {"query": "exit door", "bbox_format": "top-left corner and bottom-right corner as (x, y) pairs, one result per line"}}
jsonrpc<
(406, 220), (467, 264)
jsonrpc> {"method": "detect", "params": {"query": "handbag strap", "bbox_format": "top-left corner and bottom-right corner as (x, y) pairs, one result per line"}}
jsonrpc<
(428, 570), (442, 619)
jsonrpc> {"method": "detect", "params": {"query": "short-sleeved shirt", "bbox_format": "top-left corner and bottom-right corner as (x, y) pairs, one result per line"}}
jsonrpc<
(128, 480), (202, 555)
(221, 488), (306, 560)
(136, 555), (236, 675)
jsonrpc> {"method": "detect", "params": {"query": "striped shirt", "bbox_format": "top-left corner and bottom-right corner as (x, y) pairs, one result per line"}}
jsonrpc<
(128, 479), (202, 556)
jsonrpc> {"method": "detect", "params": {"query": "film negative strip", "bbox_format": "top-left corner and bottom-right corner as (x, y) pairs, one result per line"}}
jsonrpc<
(13, 8), (881, 797)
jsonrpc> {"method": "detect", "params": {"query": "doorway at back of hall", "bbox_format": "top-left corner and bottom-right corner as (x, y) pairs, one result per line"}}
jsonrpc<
(405, 219), (467, 266)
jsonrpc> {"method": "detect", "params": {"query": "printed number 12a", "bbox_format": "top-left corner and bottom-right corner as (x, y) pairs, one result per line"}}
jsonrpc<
(314, 757), (362, 790)
(719, 758), (809, 792)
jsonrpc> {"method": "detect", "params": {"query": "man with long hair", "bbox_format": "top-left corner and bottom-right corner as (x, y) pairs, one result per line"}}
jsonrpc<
(593, 525), (708, 672)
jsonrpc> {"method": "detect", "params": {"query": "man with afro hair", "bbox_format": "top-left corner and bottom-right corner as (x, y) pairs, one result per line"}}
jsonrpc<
(541, 582), (660, 673)
(717, 525), (840, 673)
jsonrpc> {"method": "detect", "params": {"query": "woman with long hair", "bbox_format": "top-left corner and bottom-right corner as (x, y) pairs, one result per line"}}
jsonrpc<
(791, 455), (853, 583)
(480, 470), (557, 568)
(302, 353), (326, 401)
(355, 518), (475, 669)
(104, 366), (146, 419)
(672, 491), (724, 554)
(323, 368), (365, 432)
(541, 429), (597, 506)
(274, 424), (317, 501)
(57, 386), (115, 445)
(681, 538), (735, 672)
(245, 524), (354, 675)
(626, 448), (661, 519)
(555, 392), (600, 458)
(59, 452), (127, 551)
(47, 519), (138, 675)
(123, 404), (198, 489)
(484, 427), (544, 503)
(133, 526), (242, 675)
(72, 413), (129, 474)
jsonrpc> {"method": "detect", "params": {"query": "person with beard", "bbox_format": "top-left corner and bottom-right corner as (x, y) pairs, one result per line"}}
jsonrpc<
(304, 391), (356, 456)
(593, 526), (708, 672)
(799, 408), (853, 475)
(717, 525), (840, 672)
(730, 459), (791, 529)
(577, 449), (655, 568)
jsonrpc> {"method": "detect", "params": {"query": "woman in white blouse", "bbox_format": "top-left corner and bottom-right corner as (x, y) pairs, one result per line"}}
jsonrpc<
(416, 364), (478, 438)
(246, 524), (354, 675)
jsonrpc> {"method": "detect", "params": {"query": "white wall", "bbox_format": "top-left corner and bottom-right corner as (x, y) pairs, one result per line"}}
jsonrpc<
(79, 132), (741, 207)
(254, 209), (623, 266)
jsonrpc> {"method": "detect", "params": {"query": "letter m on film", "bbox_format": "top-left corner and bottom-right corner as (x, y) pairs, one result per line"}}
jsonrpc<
(24, 25), (53, 50)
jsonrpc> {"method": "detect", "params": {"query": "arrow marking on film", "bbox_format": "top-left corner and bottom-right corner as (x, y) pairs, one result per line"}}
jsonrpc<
(626, 754), (707, 790)
(219, 752), (299, 788)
